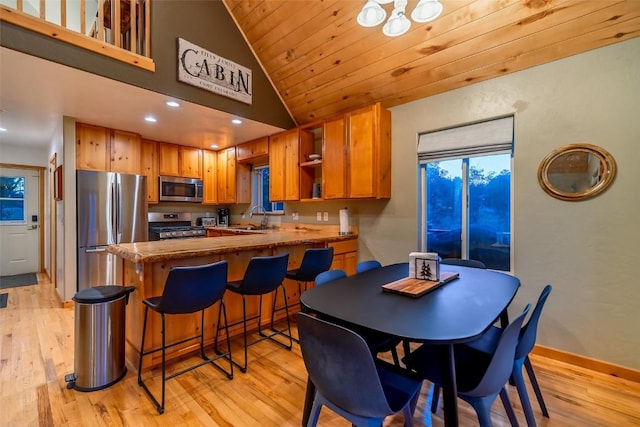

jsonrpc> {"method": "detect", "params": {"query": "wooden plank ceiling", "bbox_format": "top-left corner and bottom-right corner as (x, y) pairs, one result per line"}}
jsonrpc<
(222, 0), (640, 126)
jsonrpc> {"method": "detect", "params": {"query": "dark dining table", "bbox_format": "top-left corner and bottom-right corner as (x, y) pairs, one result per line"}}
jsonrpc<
(299, 262), (520, 427)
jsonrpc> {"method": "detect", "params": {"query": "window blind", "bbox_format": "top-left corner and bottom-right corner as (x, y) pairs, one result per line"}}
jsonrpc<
(417, 115), (514, 163)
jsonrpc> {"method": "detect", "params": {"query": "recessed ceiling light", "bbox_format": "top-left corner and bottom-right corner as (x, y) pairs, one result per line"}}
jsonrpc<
(231, 118), (242, 125)
(166, 101), (180, 108)
(145, 116), (157, 123)
(0, 127), (7, 132)
(210, 144), (219, 149)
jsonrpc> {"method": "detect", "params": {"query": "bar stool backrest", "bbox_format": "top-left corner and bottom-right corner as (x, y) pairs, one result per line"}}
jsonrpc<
(155, 261), (228, 314)
(237, 253), (290, 295)
(294, 247), (334, 282)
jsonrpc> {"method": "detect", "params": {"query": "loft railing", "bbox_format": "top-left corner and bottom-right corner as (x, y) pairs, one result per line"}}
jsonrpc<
(0, 0), (154, 71)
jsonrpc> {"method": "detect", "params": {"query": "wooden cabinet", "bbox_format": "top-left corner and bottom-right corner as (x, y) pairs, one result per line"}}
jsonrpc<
(328, 239), (358, 276)
(181, 146), (202, 178)
(140, 140), (159, 203)
(202, 149), (217, 204)
(269, 128), (313, 201)
(158, 143), (180, 176)
(237, 137), (269, 164)
(322, 102), (391, 199)
(76, 123), (141, 174)
(110, 130), (140, 174)
(158, 142), (202, 178)
(217, 147), (251, 204)
(76, 123), (110, 171)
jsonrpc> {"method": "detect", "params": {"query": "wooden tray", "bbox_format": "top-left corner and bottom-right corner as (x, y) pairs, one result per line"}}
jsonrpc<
(382, 272), (459, 298)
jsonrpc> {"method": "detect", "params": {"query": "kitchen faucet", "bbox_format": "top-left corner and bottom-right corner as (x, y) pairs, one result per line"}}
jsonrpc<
(250, 205), (268, 229)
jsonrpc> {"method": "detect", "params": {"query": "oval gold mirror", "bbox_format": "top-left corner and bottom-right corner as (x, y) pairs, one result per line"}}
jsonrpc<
(538, 143), (616, 201)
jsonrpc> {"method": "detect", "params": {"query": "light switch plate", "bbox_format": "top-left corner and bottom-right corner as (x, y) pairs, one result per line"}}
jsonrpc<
(316, 212), (322, 221)
(323, 212), (329, 221)
(292, 212), (299, 220)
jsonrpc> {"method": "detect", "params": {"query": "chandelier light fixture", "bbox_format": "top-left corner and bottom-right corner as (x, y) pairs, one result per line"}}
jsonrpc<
(357, 0), (444, 37)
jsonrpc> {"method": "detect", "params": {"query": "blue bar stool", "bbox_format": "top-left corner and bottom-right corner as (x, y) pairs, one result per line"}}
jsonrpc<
(137, 260), (233, 414)
(274, 247), (334, 341)
(215, 253), (292, 373)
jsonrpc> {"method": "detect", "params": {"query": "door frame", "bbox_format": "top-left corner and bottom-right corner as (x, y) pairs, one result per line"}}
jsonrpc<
(0, 162), (46, 274)
(48, 154), (57, 287)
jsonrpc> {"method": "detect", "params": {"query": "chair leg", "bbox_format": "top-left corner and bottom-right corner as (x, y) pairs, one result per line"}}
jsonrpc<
(499, 386), (520, 427)
(215, 300), (234, 378)
(513, 359), (537, 427)
(390, 346), (400, 366)
(137, 306), (166, 414)
(270, 284), (297, 345)
(466, 396), (496, 427)
(431, 383), (441, 413)
(524, 356), (549, 417)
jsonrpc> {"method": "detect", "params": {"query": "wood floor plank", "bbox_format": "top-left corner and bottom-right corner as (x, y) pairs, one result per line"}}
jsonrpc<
(1, 278), (639, 426)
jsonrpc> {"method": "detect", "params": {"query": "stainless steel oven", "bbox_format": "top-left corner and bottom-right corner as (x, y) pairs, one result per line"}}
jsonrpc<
(159, 176), (203, 202)
(148, 212), (205, 240)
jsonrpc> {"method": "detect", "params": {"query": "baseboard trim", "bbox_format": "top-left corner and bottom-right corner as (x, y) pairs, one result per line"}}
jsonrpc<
(533, 344), (640, 383)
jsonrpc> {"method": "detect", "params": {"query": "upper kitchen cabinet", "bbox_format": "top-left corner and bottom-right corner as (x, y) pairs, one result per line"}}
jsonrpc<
(322, 102), (391, 199)
(202, 149), (217, 205)
(217, 147), (250, 204)
(76, 123), (110, 171)
(237, 137), (269, 164)
(76, 123), (142, 174)
(158, 142), (202, 179)
(110, 130), (141, 174)
(269, 128), (313, 201)
(140, 139), (159, 203)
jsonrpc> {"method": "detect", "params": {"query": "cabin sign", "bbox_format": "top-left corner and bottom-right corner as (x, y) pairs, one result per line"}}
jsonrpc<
(178, 38), (252, 104)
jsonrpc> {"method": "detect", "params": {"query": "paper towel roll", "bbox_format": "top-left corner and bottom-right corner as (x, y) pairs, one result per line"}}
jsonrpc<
(339, 208), (350, 235)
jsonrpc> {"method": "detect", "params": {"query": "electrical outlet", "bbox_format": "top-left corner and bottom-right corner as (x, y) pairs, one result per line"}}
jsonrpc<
(292, 212), (299, 220)
(316, 211), (322, 221)
(323, 212), (329, 221)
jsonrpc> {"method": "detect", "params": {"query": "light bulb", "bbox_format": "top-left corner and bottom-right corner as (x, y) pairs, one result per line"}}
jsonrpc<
(411, 0), (443, 23)
(357, 1), (386, 27)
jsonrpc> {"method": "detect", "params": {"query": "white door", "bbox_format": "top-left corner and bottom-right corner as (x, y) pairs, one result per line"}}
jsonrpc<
(0, 167), (40, 276)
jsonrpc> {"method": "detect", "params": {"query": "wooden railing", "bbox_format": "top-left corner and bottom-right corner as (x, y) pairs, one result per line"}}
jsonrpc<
(0, 0), (154, 71)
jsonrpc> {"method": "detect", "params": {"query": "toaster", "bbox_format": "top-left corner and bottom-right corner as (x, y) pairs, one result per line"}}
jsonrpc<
(200, 217), (217, 227)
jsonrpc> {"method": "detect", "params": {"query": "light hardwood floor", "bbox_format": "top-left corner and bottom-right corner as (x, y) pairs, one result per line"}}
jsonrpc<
(1, 276), (639, 427)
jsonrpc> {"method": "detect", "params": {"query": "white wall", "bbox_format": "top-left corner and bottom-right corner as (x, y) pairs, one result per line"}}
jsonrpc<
(0, 143), (49, 166)
(383, 38), (640, 369)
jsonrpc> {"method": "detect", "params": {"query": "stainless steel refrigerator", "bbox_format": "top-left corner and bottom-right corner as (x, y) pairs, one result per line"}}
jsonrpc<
(77, 170), (147, 290)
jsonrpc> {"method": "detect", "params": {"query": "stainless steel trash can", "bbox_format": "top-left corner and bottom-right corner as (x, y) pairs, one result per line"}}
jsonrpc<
(65, 285), (134, 391)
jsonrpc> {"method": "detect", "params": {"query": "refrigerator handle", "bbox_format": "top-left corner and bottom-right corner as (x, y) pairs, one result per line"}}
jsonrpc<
(110, 178), (117, 244)
(115, 174), (122, 243)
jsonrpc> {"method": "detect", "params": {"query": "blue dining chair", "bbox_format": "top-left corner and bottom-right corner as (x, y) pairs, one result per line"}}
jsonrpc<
(315, 269), (348, 286)
(404, 305), (531, 427)
(454, 284), (553, 426)
(356, 259), (382, 274)
(314, 268), (403, 367)
(297, 312), (422, 427)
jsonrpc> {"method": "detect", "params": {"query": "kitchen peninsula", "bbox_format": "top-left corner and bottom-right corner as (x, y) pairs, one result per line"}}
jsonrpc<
(107, 224), (358, 371)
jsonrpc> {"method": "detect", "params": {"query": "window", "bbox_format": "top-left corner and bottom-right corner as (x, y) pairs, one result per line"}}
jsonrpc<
(417, 117), (513, 271)
(252, 166), (283, 213)
(0, 175), (26, 223)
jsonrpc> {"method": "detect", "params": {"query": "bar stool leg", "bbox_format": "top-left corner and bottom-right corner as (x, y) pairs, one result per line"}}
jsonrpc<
(213, 300), (234, 378)
(137, 306), (166, 414)
(271, 283), (299, 343)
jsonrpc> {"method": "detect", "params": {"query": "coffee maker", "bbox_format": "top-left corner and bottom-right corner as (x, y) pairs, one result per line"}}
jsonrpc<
(217, 208), (230, 227)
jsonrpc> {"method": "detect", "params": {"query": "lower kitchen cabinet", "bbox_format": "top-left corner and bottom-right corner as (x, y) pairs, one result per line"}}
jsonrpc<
(328, 239), (358, 276)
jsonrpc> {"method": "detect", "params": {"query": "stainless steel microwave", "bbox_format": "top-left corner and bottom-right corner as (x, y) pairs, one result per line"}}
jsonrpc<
(159, 176), (203, 202)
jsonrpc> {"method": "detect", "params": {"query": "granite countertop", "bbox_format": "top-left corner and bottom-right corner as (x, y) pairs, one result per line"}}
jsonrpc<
(107, 225), (357, 263)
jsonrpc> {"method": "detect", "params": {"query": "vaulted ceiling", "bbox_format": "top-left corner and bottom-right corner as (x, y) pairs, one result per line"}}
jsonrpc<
(222, 0), (640, 126)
